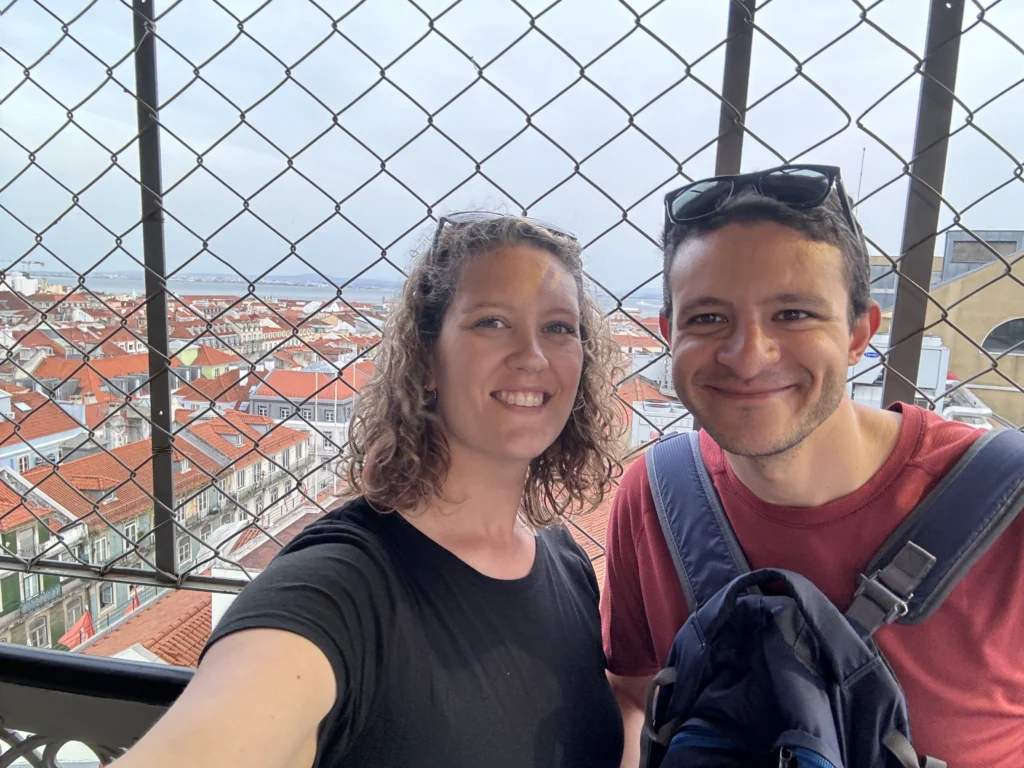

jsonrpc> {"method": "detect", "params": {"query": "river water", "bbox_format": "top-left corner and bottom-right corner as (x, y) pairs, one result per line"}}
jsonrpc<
(58, 276), (663, 315)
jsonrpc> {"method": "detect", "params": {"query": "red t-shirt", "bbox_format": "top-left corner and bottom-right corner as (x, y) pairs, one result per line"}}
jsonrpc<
(600, 404), (1024, 768)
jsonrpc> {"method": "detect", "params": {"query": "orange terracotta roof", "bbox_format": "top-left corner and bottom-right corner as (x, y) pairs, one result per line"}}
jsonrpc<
(9, 391), (49, 414)
(84, 403), (110, 428)
(32, 354), (151, 383)
(189, 345), (242, 367)
(29, 357), (81, 382)
(235, 512), (324, 567)
(0, 401), (84, 448)
(81, 588), (212, 668)
(0, 383), (31, 394)
(565, 455), (641, 590)
(12, 330), (67, 356)
(182, 410), (309, 470)
(611, 333), (665, 351)
(83, 513), (322, 666)
(173, 369), (250, 406)
(0, 483), (51, 533)
(617, 377), (671, 404)
(22, 439), (221, 528)
(73, 367), (121, 404)
(0, 291), (33, 311)
(99, 341), (127, 357)
(251, 360), (374, 401)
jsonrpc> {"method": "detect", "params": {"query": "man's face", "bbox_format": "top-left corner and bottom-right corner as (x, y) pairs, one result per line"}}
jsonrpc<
(660, 221), (877, 458)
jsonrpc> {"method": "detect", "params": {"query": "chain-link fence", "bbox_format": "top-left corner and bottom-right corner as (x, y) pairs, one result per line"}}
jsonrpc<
(1, 0), (1022, 658)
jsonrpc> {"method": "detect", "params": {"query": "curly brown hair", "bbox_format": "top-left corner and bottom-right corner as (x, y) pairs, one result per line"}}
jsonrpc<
(342, 215), (623, 527)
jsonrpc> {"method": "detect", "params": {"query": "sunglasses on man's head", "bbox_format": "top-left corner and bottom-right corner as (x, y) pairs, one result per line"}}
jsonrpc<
(663, 164), (858, 235)
(431, 211), (577, 254)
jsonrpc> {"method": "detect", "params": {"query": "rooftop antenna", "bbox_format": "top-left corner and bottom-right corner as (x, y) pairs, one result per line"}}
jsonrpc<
(854, 146), (866, 210)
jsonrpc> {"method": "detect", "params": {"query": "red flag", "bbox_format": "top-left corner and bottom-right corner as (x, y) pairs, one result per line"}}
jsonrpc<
(59, 609), (94, 649)
(123, 585), (141, 616)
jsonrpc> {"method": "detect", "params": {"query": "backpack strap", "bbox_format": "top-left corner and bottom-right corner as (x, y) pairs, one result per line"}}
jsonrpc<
(846, 428), (1024, 635)
(646, 431), (751, 612)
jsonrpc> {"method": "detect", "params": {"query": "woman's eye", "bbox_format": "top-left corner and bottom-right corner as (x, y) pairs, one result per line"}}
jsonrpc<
(475, 317), (508, 329)
(547, 322), (579, 336)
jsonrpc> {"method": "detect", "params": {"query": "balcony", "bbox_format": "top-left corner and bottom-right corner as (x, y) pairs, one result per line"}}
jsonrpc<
(0, 643), (189, 764)
(1, 0), (1020, 760)
(19, 584), (62, 617)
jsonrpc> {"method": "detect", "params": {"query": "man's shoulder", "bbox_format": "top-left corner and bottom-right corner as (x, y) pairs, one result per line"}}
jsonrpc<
(618, 452), (655, 506)
(902, 404), (988, 476)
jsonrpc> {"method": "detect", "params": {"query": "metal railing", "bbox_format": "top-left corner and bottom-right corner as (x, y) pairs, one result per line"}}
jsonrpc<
(0, 0), (1020, 660)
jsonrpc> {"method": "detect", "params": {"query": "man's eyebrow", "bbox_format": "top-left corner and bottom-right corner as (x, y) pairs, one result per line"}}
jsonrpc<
(770, 292), (831, 309)
(674, 296), (730, 317)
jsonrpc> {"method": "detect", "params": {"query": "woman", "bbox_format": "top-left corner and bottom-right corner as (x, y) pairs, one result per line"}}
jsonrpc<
(111, 213), (625, 768)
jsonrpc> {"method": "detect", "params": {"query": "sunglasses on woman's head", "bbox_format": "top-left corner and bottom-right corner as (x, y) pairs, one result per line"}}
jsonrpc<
(663, 164), (858, 235)
(431, 211), (577, 254)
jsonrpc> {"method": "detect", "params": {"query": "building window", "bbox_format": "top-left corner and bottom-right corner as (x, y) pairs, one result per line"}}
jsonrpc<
(280, 406), (292, 419)
(236, 468), (246, 488)
(92, 536), (109, 564)
(66, 596), (83, 626)
(282, 448), (291, 468)
(99, 582), (114, 609)
(201, 524), (212, 542)
(16, 528), (36, 557)
(17, 455), (29, 473)
(296, 442), (303, 459)
(177, 537), (191, 566)
(123, 521), (138, 544)
(270, 487), (279, 505)
(253, 463), (264, 482)
(27, 616), (49, 648)
(301, 407), (312, 420)
(198, 491), (209, 513)
(22, 572), (42, 600)
(255, 405), (268, 417)
(322, 433), (332, 450)
(322, 411), (335, 423)
(981, 318), (1024, 356)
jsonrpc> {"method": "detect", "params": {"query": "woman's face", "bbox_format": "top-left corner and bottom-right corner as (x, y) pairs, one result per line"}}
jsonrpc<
(429, 245), (584, 468)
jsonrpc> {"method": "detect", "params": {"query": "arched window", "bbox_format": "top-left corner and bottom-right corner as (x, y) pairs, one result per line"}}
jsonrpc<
(981, 318), (1024, 356)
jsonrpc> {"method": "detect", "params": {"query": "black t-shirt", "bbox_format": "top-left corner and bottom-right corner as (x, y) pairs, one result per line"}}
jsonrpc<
(203, 498), (625, 768)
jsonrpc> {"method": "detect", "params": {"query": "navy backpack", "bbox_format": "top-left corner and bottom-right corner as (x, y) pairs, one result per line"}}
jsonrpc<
(640, 427), (1024, 768)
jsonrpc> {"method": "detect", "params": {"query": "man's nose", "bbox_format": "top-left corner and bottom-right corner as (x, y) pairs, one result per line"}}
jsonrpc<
(715, 321), (780, 379)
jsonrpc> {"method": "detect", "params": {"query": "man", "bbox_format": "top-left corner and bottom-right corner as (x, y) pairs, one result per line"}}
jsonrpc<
(601, 165), (1024, 768)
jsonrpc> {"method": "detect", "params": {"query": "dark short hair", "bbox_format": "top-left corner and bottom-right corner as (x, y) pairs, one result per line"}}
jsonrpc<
(660, 189), (872, 328)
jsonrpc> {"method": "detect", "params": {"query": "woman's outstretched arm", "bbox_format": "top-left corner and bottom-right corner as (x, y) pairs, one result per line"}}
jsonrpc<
(110, 628), (336, 768)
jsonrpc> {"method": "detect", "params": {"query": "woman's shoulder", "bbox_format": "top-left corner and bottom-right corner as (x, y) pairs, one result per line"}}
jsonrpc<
(276, 496), (399, 557)
(536, 520), (600, 598)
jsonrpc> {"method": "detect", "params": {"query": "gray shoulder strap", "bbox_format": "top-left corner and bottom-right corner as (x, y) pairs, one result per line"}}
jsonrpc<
(646, 431), (750, 612)
(846, 428), (1024, 635)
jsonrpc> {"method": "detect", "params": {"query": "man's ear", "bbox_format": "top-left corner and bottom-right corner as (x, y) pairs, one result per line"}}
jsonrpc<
(848, 301), (882, 365)
(659, 312), (672, 343)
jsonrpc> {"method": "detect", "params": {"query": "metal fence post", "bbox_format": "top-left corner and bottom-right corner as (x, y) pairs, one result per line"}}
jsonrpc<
(882, 0), (965, 408)
(132, 0), (176, 576)
(715, 0), (756, 175)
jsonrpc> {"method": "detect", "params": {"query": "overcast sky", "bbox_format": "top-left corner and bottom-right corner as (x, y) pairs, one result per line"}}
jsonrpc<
(2, 0), (1022, 298)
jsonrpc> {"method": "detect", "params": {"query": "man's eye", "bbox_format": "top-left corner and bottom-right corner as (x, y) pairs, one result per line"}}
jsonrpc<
(777, 310), (812, 321)
(688, 314), (726, 325)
